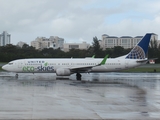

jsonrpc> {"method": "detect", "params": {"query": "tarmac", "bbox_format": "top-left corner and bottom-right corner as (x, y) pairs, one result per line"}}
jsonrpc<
(0, 72), (160, 119)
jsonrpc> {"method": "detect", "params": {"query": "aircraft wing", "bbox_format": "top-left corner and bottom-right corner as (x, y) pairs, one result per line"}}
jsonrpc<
(70, 65), (95, 73)
(70, 55), (108, 73)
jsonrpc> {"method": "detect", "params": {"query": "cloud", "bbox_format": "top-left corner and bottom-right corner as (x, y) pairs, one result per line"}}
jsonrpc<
(0, 0), (160, 45)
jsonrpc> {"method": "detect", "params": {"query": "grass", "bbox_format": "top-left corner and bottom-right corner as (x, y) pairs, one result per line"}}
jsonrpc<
(0, 62), (6, 71)
(122, 67), (160, 73)
(0, 66), (4, 71)
(122, 64), (160, 73)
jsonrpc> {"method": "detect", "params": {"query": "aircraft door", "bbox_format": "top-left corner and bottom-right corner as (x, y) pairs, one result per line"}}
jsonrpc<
(18, 61), (23, 68)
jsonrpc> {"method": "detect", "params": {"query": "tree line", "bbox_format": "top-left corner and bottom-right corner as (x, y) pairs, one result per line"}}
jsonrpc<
(0, 37), (159, 63)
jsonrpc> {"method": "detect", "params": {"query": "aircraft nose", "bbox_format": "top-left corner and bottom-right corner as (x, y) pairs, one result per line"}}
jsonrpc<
(2, 65), (7, 71)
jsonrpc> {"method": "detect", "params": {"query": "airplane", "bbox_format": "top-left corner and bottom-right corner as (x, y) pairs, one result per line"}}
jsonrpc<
(2, 33), (153, 80)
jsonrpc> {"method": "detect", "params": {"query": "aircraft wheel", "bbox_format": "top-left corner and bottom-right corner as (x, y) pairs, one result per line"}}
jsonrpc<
(76, 73), (81, 81)
(15, 74), (18, 78)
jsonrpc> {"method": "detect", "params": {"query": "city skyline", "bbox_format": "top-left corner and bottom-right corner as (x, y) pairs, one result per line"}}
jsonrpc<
(0, 0), (160, 45)
(1, 31), (159, 48)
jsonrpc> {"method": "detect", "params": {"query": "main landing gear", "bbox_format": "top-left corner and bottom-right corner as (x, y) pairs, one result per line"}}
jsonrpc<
(76, 73), (81, 81)
(15, 73), (18, 78)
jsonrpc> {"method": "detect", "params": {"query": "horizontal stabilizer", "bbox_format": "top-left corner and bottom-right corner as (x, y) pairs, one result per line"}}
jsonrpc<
(148, 58), (158, 61)
(136, 59), (148, 63)
(136, 58), (158, 63)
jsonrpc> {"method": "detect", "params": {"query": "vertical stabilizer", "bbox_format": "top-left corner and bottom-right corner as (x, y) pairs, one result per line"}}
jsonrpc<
(126, 33), (152, 59)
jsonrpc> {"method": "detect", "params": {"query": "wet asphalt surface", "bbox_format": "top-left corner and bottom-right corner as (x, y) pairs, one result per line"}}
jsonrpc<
(0, 72), (160, 119)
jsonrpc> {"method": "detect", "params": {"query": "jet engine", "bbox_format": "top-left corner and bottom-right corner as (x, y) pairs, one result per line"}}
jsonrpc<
(56, 68), (71, 76)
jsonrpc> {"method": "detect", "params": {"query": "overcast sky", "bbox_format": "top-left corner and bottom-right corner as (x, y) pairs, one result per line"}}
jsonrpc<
(1, 0), (160, 45)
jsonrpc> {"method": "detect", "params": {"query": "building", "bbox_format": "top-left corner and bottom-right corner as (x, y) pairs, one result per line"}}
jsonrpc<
(49, 36), (64, 49)
(150, 33), (160, 47)
(101, 33), (158, 49)
(63, 42), (90, 52)
(17, 41), (27, 48)
(31, 36), (64, 50)
(0, 31), (11, 46)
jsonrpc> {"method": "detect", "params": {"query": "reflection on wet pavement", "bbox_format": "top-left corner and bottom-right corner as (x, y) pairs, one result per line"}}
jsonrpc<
(0, 72), (160, 119)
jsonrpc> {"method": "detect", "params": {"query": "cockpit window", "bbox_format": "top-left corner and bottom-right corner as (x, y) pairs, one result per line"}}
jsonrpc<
(8, 63), (13, 65)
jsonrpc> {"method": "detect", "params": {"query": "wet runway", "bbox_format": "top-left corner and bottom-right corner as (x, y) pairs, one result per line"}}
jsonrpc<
(0, 72), (160, 119)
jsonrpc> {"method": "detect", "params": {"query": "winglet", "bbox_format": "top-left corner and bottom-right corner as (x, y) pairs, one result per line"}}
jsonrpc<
(100, 54), (109, 65)
(92, 55), (95, 58)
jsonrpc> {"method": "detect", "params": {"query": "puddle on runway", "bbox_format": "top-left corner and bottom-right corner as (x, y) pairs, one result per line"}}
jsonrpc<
(0, 72), (160, 119)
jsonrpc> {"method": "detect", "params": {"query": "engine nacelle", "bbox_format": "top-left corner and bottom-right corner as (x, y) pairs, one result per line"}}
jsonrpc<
(56, 68), (71, 76)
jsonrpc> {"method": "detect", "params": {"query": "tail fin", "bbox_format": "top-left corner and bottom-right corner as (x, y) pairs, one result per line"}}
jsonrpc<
(125, 33), (152, 59)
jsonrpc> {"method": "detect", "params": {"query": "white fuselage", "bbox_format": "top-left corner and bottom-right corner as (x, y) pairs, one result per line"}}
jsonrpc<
(2, 58), (146, 74)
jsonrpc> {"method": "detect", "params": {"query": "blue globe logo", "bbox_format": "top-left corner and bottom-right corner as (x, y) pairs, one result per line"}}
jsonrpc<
(126, 46), (145, 59)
